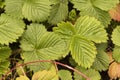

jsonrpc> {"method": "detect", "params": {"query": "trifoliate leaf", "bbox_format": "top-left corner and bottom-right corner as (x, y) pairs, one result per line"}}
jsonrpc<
(92, 43), (109, 71)
(54, 16), (107, 68)
(16, 76), (30, 80)
(74, 66), (101, 80)
(75, 16), (107, 43)
(71, 35), (96, 68)
(113, 46), (120, 63)
(5, 0), (51, 22)
(0, 14), (25, 45)
(20, 23), (67, 72)
(0, 46), (11, 61)
(58, 70), (72, 80)
(112, 26), (120, 46)
(0, 60), (10, 76)
(48, 0), (68, 24)
(109, 4), (120, 22)
(93, 0), (119, 11)
(70, 0), (111, 27)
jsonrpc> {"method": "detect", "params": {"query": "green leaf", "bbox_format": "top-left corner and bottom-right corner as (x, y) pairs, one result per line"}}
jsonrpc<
(0, 46), (11, 61)
(20, 23), (67, 72)
(54, 16), (107, 68)
(22, 0), (51, 22)
(0, 14), (25, 45)
(16, 61), (26, 76)
(80, 7), (111, 27)
(93, 0), (119, 11)
(0, 0), (4, 8)
(5, 0), (24, 19)
(70, 0), (111, 27)
(74, 66), (101, 80)
(32, 65), (58, 80)
(32, 70), (57, 80)
(92, 43), (109, 71)
(5, 0), (51, 22)
(58, 70), (72, 80)
(113, 46), (120, 63)
(0, 60), (10, 76)
(71, 35), (96, 68)
(50, 0), (60, 4)
(69, 9), (77, 21)
(112, 26), (120, 46)
(48, 0), (68, 24)
(53, 21), (75, 40)
(75, 16), (107, 43)
(53, 21), (75, 56)
(16, 76), (30, 80)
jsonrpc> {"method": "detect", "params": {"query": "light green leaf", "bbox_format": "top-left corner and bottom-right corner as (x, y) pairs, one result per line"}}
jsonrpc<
(75, 16), (107, 43)
(5, 0), (51, 22)
(92, 43), (109, 71)
(16, 76), (30, 80)
(80, 7), (111, 27)
(0, 46), (11, 61)
(5, 0), (24, 18)
(53, 21), (75, 40)
(58, 70), (72, 80)
(113, 46), (120, 63)
(50, 0), (60, 4)
(22, 0), (51, 22)
(112, 26), (120, 46)
(93, 0), (119, 11)
(32, 70), (57, 80)
(53, 21), (75, 57)
(0, 60), (10, 76)
(0, 14), (25, 45)
(70, 0), (111, 27)
(74, 66), (101, 80)
(20, 23), (67, 72)
(48, 0), (68, 24)
(71, 35), (97, 68)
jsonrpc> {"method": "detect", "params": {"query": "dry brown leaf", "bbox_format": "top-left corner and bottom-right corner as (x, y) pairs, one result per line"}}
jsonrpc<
(108, 62), (120, 79)
(109, 4), (120, 21)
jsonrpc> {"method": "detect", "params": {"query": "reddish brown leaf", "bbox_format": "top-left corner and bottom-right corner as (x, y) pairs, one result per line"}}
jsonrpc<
(109, 4), (120, 21)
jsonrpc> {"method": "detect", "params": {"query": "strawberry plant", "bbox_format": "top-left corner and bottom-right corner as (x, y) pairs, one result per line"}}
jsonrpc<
(0, 0), (120, 80)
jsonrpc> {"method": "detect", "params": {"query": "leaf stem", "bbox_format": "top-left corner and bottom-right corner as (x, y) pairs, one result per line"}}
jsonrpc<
(0, 60), (91, 80)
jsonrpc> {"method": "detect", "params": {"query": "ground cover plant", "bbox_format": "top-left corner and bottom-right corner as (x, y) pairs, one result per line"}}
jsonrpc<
(0, 0), (120, 80)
